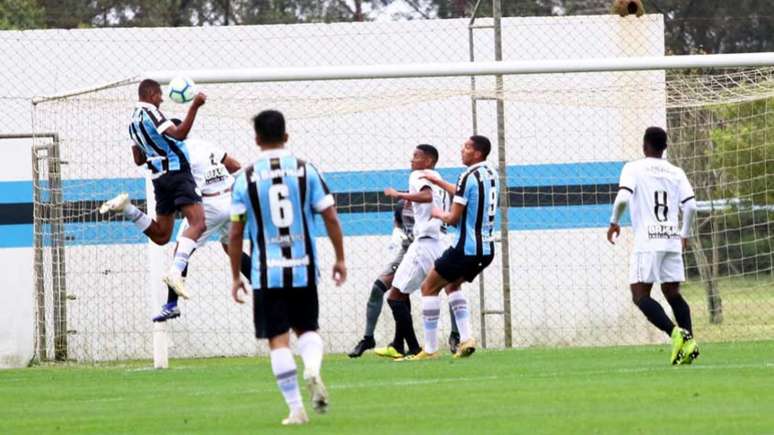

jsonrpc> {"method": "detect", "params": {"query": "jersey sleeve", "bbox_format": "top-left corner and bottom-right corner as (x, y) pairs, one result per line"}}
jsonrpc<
(678, 169), (696, 205)
(307, 163), (335, 213)
(410, 170), (433, 192)
(618, 163), (636, 193)
(453, 171), (473, 205)
(143, 107), (173, 135)
(230, 172), (248, 221)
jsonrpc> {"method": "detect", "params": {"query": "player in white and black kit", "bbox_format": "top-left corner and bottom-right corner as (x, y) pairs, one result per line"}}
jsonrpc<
(372, 144), (459, 360)
(152, 121), (250, 321)
(608, 127), (700, 365)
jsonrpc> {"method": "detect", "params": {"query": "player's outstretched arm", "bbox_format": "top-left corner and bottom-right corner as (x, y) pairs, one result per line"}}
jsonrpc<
(432, 202), (464, 226)
(227, 217), (249, 303)
(163, 92), (207, 140)
(420, 172), (456, 195)
(384, 186), (433, 203)
(320, 206), (347, 286)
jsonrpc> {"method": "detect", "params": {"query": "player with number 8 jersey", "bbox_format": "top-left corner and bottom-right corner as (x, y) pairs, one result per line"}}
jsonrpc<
(607, 127), (699, 366)
(228, 110), (346, 426)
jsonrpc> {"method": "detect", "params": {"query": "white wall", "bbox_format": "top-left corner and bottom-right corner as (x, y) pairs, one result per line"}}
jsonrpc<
(0, 15), (665, 364)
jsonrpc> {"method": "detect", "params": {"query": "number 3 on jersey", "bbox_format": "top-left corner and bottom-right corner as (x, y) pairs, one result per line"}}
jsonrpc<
(268, 184), (294, 227)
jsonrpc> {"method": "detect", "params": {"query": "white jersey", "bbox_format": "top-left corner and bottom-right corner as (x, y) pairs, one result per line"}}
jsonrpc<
(619, 157), (695, 253)
(185, 138), (233, 195)
(408, 169), (449, 239)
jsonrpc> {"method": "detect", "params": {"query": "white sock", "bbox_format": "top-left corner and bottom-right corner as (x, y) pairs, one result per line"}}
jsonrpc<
(297, 331), (324, 378)
(270, 347), (303, 412)
(172, 237), (197, 273)
(448, 291), (472, 342)
(421, 295), (441, 354)
(123, 203), (152, 231)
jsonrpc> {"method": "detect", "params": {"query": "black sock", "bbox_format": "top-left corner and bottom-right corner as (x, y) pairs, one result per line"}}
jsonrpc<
(389, 299), (420, 354)
(387, 299), (406, 354)
(666, 294), (693, 334)
(240, 252), (252, 282)
(166, 285), (178, 305)
(636, 296), (675, 336)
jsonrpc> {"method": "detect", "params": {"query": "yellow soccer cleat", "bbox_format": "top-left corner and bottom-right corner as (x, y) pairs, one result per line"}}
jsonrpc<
(453, 338), (477, 359)
(374, 345), (404, 359)
(678, 334), (700, 365)
(281, 407), (309, 426)
(396, 350), (439, 361)
(670, 327), (687, 365)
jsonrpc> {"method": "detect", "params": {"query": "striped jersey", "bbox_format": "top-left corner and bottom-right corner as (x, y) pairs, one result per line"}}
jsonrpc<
(128, 102), (191, 174)
(231, 149), (334, 290)
(452, 162), (499, 256)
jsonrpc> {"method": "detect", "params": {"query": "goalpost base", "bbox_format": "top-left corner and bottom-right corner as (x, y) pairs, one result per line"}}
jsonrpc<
(153, 322), (169, 369)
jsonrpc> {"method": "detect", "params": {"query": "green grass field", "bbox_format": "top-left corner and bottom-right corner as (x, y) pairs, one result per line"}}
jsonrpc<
(2, 342), (773, 434)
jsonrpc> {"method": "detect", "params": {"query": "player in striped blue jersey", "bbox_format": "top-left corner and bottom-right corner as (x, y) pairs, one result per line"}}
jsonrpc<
(100, 79), (207, 299)
(407, 135), (499, 360)
(228, 110), (346, 426)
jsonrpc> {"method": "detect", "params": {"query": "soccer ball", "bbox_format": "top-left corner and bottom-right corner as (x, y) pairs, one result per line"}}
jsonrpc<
(167, 77), (196, 104)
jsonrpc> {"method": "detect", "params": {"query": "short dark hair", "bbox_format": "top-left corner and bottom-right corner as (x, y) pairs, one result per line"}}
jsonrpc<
(470, 135), (491, 159)
(644, 126), (668, 152)
(416, 144), (439, 164)
(253, 110), (286, 144)
(138, 79), (161, 100)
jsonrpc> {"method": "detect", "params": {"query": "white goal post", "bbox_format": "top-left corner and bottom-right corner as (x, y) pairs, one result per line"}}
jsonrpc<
(30, 50), (774, 363)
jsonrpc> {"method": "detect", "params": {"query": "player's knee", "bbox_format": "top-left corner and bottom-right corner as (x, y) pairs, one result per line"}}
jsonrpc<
(151, 233), (171, 245)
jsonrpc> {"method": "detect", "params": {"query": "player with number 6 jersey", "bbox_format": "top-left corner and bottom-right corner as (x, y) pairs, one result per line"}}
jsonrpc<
(228, 110), (346, 426)
(607, 126), (700, 366)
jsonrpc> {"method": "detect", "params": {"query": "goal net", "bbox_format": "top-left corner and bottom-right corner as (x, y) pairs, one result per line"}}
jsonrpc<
(30, 62), (773, 362)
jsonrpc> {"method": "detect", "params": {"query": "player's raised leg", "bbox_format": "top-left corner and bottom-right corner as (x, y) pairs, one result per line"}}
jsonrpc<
(163, 202), (205, 299)
(296, 328), (328, 414)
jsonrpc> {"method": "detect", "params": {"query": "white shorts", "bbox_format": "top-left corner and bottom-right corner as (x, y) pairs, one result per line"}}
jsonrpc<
(629, 251), (686, 284)
(176, 195), (231, 248)
(393, 237), (449, 294)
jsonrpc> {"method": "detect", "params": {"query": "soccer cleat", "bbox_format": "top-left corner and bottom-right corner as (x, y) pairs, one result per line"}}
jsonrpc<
(152, 303), (180, 322)
(304, 372), (329, 414)
(99, 193), (129, 214)
(396, 349), (439, 361)
(163, 272), (190, 300)
(670, 327), (688, 365)
(374, 345), (404, 359)
(348, 336), (376, 358)
(448, 332), (461, 355)
(453, 338), (477, 359)
(678, 334), (700, 365)
(281, 407), (309, 426)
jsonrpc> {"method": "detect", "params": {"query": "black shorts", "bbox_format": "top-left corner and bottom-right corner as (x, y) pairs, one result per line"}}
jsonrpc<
(434, 247), (494, 283)
(253, 286), (319, 339)
(151, 170), (201, 216)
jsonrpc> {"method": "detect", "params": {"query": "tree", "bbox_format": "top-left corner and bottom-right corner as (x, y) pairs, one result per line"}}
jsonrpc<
(0, 0), (44, 29)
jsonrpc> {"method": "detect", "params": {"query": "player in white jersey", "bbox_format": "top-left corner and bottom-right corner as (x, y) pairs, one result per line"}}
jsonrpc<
(152, 123), (247, 322)
(372, 145), (466, 360)
(608, 127), (700, 365)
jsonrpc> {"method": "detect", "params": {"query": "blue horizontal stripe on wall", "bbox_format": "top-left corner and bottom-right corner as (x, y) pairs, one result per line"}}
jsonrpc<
(0, 204), (629, 248)
(0, 161), (624, 202)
